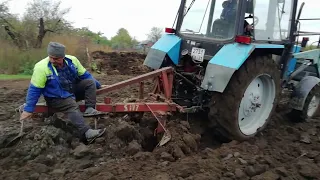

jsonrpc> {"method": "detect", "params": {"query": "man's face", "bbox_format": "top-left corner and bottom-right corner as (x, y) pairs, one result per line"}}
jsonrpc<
(49, 55), (64, 67)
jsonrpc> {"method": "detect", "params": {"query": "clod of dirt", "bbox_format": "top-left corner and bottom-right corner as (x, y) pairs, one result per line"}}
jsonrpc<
(72, 144), (90, 159)
(300, 132), (311, 144)
(29, 173), (40, 180)
(238, 158), (248, 165)
(251, 171), (280, 180)
(308, 128), (317, 136)
(51, 168), (66, 176)
(153, 120), (201, 161)
(245, 166), (257, 177)
(222, 153), (233, 161)
(254, 164), (269, 175)
(248, 158), (257, 165)
(183, 133), (199, 151)
(126, 140), (142, 155)
(234, 152), (240, 157)
(234, 168), (246, 178)
(315, 155), (320, 163)
(90, 172), (116, 180)
(110, 70), (120, 75)
(306, 151), (320, 159)
(84, 166), (102, 176)
(8, 125), (72, 161)
(261, 156), (274, 167)
(115, 120), (140, 143)
(298, 162), (320, 178)
(25, 162), (50, 174)
(34, 154), (57, 166)
(160, 152), (175, 162)
(275, 167), (288, 177)
(77, 160), (94, 169)
(223, 172), (235, 178)
(133, 152), (153, 161)
(180, 121), (190, 129)
(172, 144), (185, 159)
(153, 173), (170, 180)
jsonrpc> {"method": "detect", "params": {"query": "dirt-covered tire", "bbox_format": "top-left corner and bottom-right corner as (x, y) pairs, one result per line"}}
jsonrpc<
(208, 55), (281, 141)
(288, 83), (320, 122)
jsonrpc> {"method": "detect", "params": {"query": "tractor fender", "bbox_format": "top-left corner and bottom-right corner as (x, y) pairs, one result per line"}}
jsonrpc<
(289, 76), (320, 110)
(201, 43), (284, 92)
(143, 34), (181, 69)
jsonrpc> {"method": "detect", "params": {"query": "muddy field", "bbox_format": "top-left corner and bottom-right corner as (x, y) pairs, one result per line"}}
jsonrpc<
(91, 51), (150, 75)
(0, 52), (319, 180)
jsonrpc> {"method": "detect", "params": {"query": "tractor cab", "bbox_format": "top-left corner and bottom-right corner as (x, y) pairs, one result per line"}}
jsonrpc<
(180, 0), (242, 40)
(175, 0), (294, 62)
(179, 0), (293, 40)
(144, 0), (296, 71)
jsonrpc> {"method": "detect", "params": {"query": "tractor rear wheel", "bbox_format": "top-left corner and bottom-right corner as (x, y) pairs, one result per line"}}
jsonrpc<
(208, 55), (281, 141)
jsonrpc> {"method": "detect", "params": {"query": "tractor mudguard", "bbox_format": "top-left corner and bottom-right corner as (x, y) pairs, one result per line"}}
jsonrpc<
(201, 43), (284, 92)
(289, 76), (320, 110)
(143, 34), (181, 69)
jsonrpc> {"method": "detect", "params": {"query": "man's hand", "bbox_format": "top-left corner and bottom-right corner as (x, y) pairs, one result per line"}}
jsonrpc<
(20, 111), (32, 121)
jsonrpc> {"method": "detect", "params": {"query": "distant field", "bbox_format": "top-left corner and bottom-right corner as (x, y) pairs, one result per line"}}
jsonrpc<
(0, 74), (31, 80)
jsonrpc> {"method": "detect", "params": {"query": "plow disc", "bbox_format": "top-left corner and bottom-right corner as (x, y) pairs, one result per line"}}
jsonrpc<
(158, 131), (171, 146)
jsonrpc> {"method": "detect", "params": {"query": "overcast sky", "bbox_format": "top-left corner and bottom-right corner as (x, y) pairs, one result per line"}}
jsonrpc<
(5, 0), (320, 43)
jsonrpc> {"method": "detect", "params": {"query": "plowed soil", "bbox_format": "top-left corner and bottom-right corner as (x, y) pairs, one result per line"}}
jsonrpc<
(0, 52), (319, 180)
(91, 51), (150, 75)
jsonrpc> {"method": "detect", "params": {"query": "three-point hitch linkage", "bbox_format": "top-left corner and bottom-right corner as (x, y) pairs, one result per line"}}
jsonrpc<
(33, 67), (185, 146)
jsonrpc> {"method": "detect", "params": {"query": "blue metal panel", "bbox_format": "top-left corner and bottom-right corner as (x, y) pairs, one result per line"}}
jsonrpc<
(292, 48), (320, 59)
(287, 45), (301, 76)
(151, 34), (182, 65)
(209, 43), (285, 70)
(208, 43), (254, 69)
(254, 44), (284, 49)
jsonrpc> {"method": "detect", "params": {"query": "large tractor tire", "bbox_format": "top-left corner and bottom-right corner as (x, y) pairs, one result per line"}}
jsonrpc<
(208, 55), (281, 141)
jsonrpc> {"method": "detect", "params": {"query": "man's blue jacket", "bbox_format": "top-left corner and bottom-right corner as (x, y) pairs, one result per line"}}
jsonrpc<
(24, 55), (101, 113)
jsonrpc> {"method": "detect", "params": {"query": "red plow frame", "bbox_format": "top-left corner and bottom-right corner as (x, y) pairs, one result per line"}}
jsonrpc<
(33, 67), (184, 141)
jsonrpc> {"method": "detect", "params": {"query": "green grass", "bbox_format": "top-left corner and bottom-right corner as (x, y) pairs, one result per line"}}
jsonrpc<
(0, 74), (31, 80)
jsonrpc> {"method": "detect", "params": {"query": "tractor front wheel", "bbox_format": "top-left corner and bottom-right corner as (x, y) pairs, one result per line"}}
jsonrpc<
(208, 55), (281, 141)
(289, 84), (320, 122)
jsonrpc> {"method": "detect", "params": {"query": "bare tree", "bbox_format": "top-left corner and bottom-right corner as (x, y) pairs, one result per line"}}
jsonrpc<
(0, 0), (70, 49)
(146, 27), (163, 43)
(24, 0), (71, 48)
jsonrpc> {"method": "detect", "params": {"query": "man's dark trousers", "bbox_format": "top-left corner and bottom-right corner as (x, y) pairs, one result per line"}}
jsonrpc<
(44, 79), (97, 136)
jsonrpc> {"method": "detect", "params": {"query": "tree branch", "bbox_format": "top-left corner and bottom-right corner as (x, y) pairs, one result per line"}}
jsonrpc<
(44, 29), (54, 33)
(0, 15), (15, 30)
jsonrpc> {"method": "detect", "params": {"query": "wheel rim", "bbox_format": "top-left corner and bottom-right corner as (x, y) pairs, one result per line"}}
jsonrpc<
(307, 95), (320, 117)
(238, 74), (276, 136)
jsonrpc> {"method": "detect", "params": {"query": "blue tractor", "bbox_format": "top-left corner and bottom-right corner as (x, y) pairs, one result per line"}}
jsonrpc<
(143, 0), (320, 141)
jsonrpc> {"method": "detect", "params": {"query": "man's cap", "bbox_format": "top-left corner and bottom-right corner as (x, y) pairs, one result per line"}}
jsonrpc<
(47, 42), (66, 58)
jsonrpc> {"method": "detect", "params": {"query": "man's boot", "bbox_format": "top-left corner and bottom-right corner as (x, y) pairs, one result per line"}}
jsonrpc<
(85, 128), (106, 143)
(83, 107), (105, 117)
